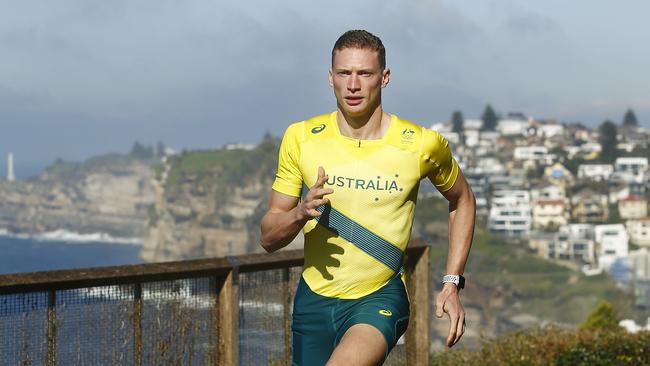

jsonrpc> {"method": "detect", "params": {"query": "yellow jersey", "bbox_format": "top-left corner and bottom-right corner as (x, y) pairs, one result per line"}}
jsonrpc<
(272, 112), (459, 299)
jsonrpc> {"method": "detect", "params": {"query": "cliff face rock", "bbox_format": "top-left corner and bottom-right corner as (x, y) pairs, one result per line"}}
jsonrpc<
(140, 137), (303, 262)
(0, 155), (156, 238)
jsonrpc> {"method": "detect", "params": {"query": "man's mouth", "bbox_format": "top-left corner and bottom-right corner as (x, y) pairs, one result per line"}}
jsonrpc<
(345, 96), (363, 106)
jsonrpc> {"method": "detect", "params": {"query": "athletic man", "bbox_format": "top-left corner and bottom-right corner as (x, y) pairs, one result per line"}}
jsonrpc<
(260, 30), (475, 365)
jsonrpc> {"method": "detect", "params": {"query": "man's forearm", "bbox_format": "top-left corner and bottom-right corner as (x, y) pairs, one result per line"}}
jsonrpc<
(446, 189), (476, 275)
(260, 207), (309, 253)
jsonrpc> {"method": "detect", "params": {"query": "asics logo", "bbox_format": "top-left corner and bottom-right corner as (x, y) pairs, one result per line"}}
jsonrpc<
(311, 124), (326, 134)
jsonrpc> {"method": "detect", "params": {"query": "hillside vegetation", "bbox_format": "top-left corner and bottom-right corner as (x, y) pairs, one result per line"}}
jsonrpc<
(413, 194), (648, 328)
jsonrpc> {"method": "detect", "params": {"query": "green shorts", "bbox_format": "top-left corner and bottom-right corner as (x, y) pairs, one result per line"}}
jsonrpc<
(291, 274), (410, 365)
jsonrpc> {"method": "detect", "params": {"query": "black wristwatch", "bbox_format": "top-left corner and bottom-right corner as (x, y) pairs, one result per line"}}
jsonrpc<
(442, 274), (465, 290)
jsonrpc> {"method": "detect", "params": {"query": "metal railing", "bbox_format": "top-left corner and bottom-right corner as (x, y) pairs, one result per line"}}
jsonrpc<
(0, 241), (430, 365)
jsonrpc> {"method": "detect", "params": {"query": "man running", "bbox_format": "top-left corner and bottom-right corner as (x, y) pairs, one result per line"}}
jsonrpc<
(261, 29), (476, 366)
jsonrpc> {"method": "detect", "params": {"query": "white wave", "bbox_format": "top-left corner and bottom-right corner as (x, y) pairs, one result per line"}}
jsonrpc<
(0, 228), (142, 245)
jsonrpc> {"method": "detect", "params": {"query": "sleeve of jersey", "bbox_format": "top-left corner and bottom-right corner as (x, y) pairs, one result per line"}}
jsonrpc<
(272, 123), (303, 197)
(420, 127), (459, 192)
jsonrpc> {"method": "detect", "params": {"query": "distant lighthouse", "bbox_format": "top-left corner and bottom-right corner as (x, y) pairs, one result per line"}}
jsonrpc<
(7, 152), (15, 182)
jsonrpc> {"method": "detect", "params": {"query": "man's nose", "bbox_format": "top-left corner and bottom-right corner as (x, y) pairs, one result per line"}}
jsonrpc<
(347, 74), (361, 92)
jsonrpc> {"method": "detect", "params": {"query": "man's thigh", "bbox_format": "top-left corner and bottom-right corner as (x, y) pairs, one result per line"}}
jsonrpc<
(327, 324), (386, 366)
(291, 277), (337, 365)
(292, 275), (409, 365)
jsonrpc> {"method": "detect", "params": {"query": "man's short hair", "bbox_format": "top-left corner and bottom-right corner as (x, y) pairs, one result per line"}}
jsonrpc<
(332, 30), (386, 70)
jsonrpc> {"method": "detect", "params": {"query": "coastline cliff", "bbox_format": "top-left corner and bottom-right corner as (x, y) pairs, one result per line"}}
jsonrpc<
(140, 135), (304, 262)
(0, 154), (156, 238)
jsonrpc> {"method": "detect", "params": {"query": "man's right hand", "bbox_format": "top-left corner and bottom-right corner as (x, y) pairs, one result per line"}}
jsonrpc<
(297, 166), (334, 220)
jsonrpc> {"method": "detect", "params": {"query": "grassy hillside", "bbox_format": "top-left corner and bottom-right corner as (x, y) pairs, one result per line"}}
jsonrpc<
(161, 136), (279, 200)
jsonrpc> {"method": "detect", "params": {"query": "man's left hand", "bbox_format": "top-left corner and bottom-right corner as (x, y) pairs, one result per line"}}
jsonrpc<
(435, 283), (466, 347)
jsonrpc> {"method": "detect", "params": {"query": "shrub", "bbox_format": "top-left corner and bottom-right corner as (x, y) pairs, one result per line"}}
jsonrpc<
(431, 326), (650, 366)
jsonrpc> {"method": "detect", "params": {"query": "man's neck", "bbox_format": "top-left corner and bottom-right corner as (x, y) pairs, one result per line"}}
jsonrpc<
(336, 105), (390, 140)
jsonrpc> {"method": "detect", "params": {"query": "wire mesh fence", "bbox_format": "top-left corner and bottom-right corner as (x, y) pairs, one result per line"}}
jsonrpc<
(141, 278), (216, 365)
(0, 292), (49, 366)
(56, 285), (135, 365)
(0, 243), (429, 365)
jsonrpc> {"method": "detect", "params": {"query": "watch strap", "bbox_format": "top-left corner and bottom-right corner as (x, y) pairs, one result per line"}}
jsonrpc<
(442, 274), (465, 289)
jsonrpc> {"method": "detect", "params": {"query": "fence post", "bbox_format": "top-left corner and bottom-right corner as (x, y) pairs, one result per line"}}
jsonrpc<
(219, 258), (240, 365)
(282, 267), (292, 365)
(133, 283), (143, 366)
(46, 289), (56, 366)
(405, 245), (430, 366)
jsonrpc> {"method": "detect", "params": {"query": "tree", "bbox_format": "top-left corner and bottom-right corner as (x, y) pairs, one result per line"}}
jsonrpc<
(156, 141), (166, 157)
(598, 120), (618, 163)
(622, 108), (638, 127)
(580, 300), (620, 331)
(130, 141), (154, 159)
(481, 104), (498, 131)
(451, 110), (464, 133)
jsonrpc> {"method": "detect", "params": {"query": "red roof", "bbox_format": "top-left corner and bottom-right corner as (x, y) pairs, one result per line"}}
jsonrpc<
(536, 199), (565, 205)
(620, 195), (646, 203)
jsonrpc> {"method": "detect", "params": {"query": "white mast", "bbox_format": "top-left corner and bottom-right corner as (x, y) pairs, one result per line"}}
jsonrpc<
(7, 152), (15, 182)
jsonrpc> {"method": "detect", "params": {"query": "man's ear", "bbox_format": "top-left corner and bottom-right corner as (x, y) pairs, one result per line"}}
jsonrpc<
(328, 68), (334, 87)
(381, 68), (391, 88)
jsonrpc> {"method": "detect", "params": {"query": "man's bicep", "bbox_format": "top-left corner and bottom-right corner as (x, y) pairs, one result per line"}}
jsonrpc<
(435, 169), (469, 204)
(268, 189), (300, 213)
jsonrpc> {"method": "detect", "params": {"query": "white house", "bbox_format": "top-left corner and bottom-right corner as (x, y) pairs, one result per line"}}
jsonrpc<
(565, 223), (596, 240)
(578, 164), (614, 181)
(614, 157), (648, 184)
(594, 224), (629, 270)
(474, 157), (505, 175)
(492, 190), (530, 206)
(464, 130), (480, 147)
(626, 218), (650, 247)
(497, 119), (529, 136)
(550, 225), (596, 264)
(480, 131), (500, 143)
(430, 122), (452, 133)
(488, 190), (532, 236)
(533, 199), (568, 228)
(537, 123), (564, 138)
(488, 206), (532, 236)
(531, 184), (566, 202)
(464, 119), (483, 131)
(609, 184), (631, 204)
(618, 196), (648, 219)
(439, 131), (460, 145)
(513, 146), (556, 165)
(567, 143), (601, 160)
(489, 175), (527, 190)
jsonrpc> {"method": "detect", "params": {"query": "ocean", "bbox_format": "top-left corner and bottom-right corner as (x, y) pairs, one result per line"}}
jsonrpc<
(0, 231), (142, 275)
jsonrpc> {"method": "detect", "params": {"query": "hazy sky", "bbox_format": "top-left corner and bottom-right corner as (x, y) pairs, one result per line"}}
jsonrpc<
(1, 0), (649, 171)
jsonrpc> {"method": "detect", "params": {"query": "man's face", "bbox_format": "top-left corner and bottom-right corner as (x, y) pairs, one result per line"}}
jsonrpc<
(329, 47), (390, 118)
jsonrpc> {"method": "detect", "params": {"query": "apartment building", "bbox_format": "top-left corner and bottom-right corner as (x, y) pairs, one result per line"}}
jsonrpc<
(626, 218), (650, 247)
(595, 224), (629, 270)
(488, 190), (532, 236)
(577, 164), (613, 182)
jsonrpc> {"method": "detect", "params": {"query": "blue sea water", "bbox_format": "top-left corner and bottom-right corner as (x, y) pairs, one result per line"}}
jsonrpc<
(0, 234), (142, 275)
